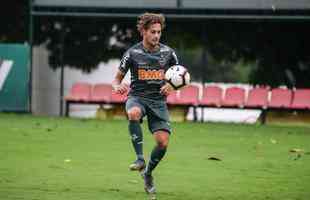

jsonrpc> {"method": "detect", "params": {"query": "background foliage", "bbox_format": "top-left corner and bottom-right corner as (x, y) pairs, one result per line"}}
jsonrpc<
(2, 0), (310, 87)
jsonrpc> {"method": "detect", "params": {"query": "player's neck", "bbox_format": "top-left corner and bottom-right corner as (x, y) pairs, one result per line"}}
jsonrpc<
(142, 40), (159, 53)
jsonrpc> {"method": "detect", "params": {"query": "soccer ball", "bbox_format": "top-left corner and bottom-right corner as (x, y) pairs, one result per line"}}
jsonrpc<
(165, 65), (190, 89)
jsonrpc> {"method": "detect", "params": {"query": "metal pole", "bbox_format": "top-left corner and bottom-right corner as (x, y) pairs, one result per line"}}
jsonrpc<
(177, 0), (183, 8)
(28, 0), (33, 113)
(200, 23), (208, 122)
(202, 24), (208, 84)
(59, 19), (65, 116)
(31, 11), (310, 20)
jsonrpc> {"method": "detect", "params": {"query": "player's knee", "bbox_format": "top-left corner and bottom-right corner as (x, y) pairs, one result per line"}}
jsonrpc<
(156, 137), (169, 149)
(157, 140), (168, 149)
(127, 107), (142, 121)
(154, 131), (169, 148)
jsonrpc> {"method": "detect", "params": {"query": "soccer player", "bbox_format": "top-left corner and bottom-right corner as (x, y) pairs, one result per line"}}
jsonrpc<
(112, 12), (179, 198)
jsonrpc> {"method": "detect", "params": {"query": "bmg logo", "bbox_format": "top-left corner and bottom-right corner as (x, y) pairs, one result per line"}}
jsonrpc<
(138, 69), (164, 80)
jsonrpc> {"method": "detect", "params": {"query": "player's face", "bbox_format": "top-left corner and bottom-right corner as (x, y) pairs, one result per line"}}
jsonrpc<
(143, 23), (162, 48)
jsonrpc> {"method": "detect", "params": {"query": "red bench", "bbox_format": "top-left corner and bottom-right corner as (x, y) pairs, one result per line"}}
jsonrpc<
(268, 88), (292, 109)
(222, 87), (246, 108)
(167, 84), (200, 121)
(65, 82), (310, 123)
(244, 87), (269, 109)
(65, 82), (127, 117)
(200, 85), (223, 107)
(91, 83), (113, 103)
(65, 82), (92, 102)
(172, 85), (199, 106)
(290, 89), (310, 110)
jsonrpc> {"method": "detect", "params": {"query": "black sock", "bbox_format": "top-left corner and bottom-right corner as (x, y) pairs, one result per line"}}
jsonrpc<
(128, 120), (144, 160)
(145, 146), (167, 175)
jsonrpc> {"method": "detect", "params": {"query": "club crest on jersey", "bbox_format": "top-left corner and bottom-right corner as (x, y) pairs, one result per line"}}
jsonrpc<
(138, 69), (165, 80)
(158, 54), (166, 67)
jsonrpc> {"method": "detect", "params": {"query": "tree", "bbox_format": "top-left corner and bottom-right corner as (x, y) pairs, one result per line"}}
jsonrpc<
(0, 0), (28, 43)
(205, 20), (310, 87)
(2, 1), (310, 87)
(33, 17), (137, 72)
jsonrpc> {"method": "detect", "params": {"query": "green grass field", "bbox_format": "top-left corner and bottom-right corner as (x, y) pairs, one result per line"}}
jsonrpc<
(0, 113), (310, 200)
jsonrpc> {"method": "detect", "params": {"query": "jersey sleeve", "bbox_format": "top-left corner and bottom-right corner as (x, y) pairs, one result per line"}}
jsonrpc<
(169, 50), (179, 66)
(118, 50), (132, 74)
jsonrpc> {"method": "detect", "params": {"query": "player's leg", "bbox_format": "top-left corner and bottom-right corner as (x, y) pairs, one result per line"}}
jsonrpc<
(145, 99), (171, 176)
(125, 97), (146, 171)
(145, 130), (169, 176)
(142, 99), (171, 195)
(142, 130), (169, 195)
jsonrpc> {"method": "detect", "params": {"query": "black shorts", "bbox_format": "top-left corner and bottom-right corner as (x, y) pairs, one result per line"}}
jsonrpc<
(125, 96), (171, 134)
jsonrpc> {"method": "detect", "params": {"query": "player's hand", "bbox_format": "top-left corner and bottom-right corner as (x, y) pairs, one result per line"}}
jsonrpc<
(112, 84), (128, 95)
(160, 83), (174, 96)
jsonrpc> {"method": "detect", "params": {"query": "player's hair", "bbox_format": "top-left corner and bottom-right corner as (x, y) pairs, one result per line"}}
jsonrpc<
(137, 13), (165, 36)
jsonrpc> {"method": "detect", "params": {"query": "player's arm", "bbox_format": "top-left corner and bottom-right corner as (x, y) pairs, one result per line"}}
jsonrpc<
(112, 50), (131, 94)
(160, 82), (174, 96)
(112, 70), (128, 94)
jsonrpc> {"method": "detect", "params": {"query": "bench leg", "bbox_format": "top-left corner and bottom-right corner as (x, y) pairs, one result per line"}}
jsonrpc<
(200, 107), (204, 123)
(65, 101), (70, 117)
(260, 110), (267, 125)
(193, 106), (199, 122)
